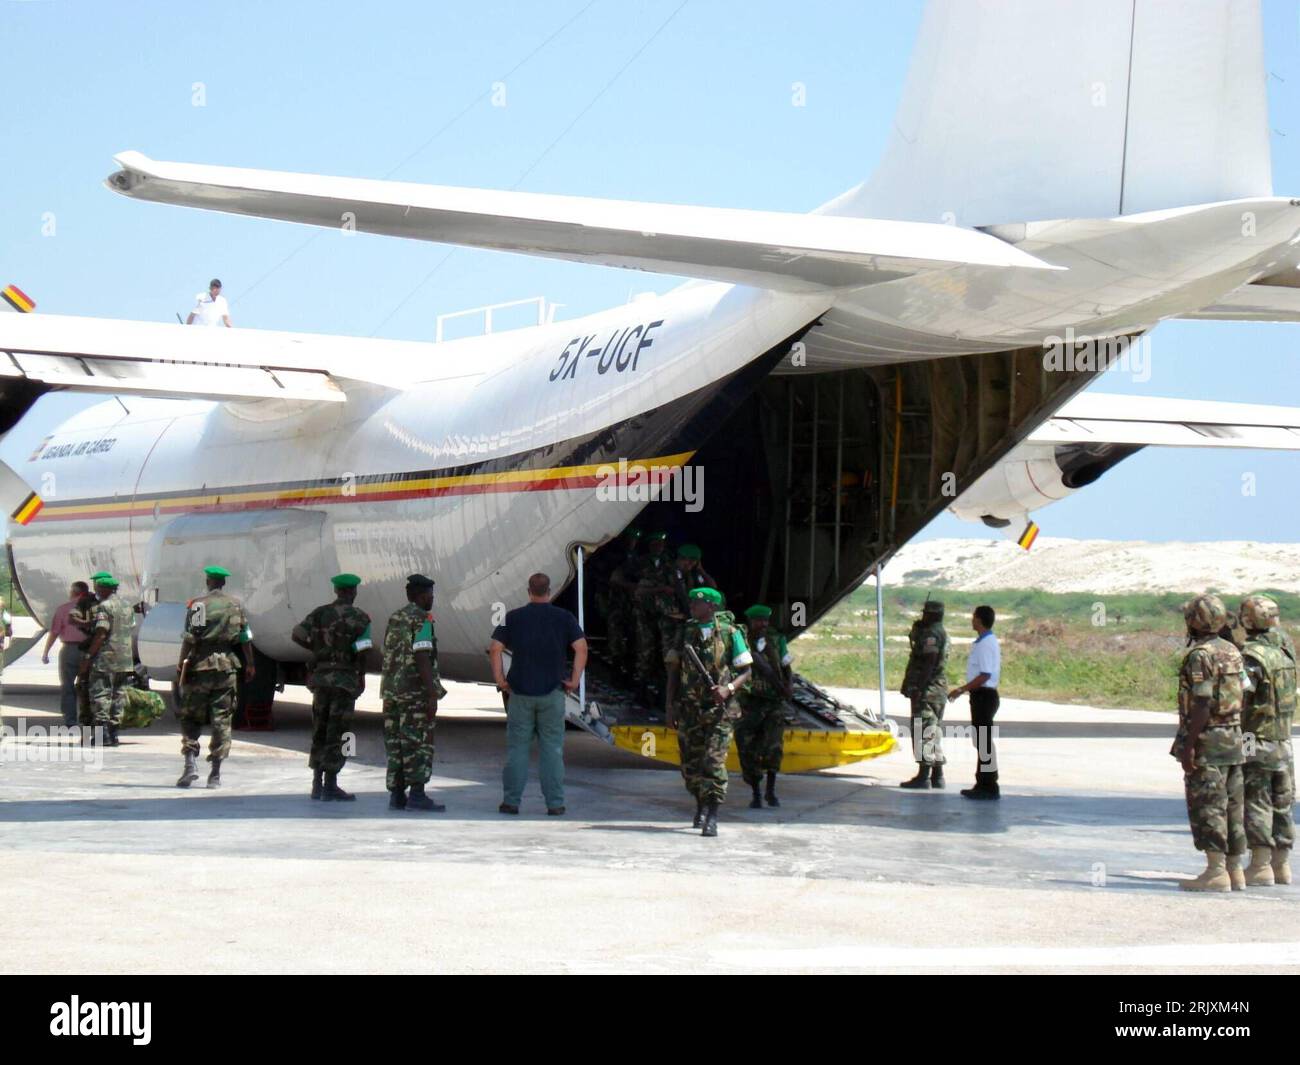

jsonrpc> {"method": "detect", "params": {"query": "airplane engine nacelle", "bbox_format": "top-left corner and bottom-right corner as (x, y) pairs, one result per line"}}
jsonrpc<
(949, 442), (1143, 527)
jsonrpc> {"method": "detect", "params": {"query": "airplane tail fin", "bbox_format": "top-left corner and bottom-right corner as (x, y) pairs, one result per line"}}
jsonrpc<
(820, 0), (1272, 227)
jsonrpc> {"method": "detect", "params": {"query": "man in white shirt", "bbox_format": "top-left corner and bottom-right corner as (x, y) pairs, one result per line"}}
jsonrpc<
(949, 604), (1001, 800)
(186, 278), (232, 327)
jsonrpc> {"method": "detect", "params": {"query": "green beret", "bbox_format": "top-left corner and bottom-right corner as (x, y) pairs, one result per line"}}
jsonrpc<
(744, 604), (773, 620)
(647, 530), (668, 541)
(331, 573), (362, 589)
(90, 571), (113, 582)
(624, 527), (643, 539)
(204, 565), (231, 578)
(96, 576), (119, 588)
(677, 543), (702, 560)
(689, 587), (723, 605)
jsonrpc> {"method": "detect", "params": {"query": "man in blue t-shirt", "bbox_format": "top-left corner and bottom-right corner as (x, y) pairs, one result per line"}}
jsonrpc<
(489, 572), (588, 815)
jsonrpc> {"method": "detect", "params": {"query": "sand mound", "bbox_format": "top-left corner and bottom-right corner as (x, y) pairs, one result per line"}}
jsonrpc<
(887, 537), (1300, 594)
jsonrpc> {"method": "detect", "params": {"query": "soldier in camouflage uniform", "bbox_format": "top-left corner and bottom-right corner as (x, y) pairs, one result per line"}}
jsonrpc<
(175, 565), (255, 789)
(381, 573), (445, 812)
(291, 573), (373, 802)
(73, 574), (110, 732)
(603, 528), (642, 678)
(899, 599), (950, 789)
(77, 575), (137, 748)
(664, 586), (753, 837)
(1237, 594), (1296, 886)
(632, 531), (674, 699)
(1172, 594), (1247, 892)
(735, 604), (793, 809)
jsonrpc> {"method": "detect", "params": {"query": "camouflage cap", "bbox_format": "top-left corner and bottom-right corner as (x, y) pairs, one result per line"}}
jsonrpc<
(744, 604), (773, 620)
(1239, 594), (1280, 632)
(1183, 593), (1228, 634)
(689, 587), (723, 605)
(922, 599), (945, 619)
(677, 543), (702, 560)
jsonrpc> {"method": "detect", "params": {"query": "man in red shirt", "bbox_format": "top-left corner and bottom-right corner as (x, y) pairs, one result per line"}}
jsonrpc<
(42, 581), (93, 727)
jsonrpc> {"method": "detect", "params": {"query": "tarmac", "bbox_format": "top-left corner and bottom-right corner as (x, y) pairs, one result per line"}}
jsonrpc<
(2, 631), (1297, 974)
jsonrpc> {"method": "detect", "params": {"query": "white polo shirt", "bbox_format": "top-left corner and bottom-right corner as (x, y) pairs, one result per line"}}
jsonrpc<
(967, 630), (1000, 689)
(191, 292), (230, 326)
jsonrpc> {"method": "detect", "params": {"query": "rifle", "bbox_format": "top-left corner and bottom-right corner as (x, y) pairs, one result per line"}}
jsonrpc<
(683, 642), (721, 692)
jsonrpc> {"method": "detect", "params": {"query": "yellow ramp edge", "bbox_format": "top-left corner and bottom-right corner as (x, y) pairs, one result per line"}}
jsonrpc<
(610, 724), (896, 774)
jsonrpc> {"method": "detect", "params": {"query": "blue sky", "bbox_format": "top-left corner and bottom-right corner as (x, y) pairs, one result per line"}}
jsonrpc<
(2, 0), (1298, 542)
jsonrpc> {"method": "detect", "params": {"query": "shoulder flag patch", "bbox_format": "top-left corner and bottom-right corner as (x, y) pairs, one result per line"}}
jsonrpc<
(1016, 521), (1039, 551)
(11, 491), (43, 525)
(1, 284), (35, 313)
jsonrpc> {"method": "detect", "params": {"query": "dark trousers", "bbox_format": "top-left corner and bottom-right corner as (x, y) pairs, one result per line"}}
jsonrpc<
(970, 687), (1000, 789)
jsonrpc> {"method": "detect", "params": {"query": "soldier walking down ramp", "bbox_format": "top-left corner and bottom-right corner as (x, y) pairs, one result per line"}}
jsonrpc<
(176, 565), (254, 788)
(1237, 594), (1296, 886)
(664, 586), (753, 837)
(735, 603), (793, 809)
(899, 599), (949, 789)
(381, 574), (445, 812)
(1173, 594), (1247, 892)
(292, 573), (373, 802)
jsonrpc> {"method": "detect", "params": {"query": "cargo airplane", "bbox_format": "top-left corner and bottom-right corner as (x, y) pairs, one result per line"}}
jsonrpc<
(3, 0), (1299, 768)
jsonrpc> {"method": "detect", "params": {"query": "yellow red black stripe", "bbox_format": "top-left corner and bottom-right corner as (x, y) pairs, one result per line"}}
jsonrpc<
(26, 452), (695, 524)
(1, 284), (35, 313)
(11, 492), (43, 525)
(1016, 521), (1039, 550)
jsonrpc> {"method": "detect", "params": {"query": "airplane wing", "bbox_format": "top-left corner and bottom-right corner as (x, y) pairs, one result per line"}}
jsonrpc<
(1026, 393), (1300, 449)
(951, 393), (1300, 545)
(105, 152), (1060, 293)
(0, 312), (449, 404)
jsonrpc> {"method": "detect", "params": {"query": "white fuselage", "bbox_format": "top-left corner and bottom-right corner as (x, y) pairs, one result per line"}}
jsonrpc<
(10, 282), (828, 680)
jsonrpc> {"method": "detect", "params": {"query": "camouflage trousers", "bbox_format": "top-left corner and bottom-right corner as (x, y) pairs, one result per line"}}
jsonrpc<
(310, 685), (356, 774)
(383, 695), (435, 790)
(909, 692), (946, 765)
(84, 669), (133, 727)
(1184, 762), (1246, 855)
(676, 698), (738, 804)
(1244, 759), (1295, 850)
(605, 594), (634, 670)
(179, 669), (237, 761)
(735, 695), (785, 784)
(634, 610), (670, 686)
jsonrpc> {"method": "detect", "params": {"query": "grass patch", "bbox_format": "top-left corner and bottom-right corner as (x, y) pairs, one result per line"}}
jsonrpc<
(794, 586), (1299, 712)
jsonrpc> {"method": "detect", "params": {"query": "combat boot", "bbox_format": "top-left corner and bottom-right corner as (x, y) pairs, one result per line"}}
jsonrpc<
(1243, 846), (1276, 886)
(207, 758), (222, 789)
(105, 724), (120, 747)
(764, 771), (779, 807)
(311, 769), (323, 800)
(749, 783), (763, 809)
(692, 799), (704, 827)
(388, 788), (407, 811)
(899, 766), (931, 789)
(1272, 848), (1292, 885)
(176, 751), (198, 789)
(1227, 853), (1246, 891)
(701, 799), (719, 837)
(930, 765), (945, 789)
(1179, 851), (1231, 892)
(406, 784), (445, 812)
(321, 772), (355, 802)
